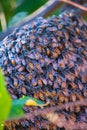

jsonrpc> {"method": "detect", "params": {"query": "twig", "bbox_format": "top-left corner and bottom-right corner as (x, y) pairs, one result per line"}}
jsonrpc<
(24, 98), (87, 120)
(5, 98), (87, 129)
(46, 112), (87, 130)
(60, 0), (87, 11)
(24, 98), (87, 129)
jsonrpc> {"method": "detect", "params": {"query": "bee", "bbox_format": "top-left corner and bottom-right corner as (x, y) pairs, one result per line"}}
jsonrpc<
(70, 82), (78, 89)
(62, 88), (69, 96)
(34, 52), (42, 60)
(81, 71), (87, 83)
(8, 52), (13, 60)
(29, 42), (35, 48)
(7, 66), (12, 74)
(21, 85), (26, 94)
(52, 62), (58, 70)
(37, 79), (43, 87)
(58, 59), (65, 68)
(58, 24), (63, 29)
(38, 91), (45, 101)
(69, 113), (76, 122)
(30, 35), (36, 40)
(28, 52), (35, 59)
(13, 77), (18, 88)
(34, 92), (38, 99)
(61, 81), (67, 89)
(69, 106), (74, 112)
(58, 43), (63, 50)
(46, 48), (51, 56)
(78, 80), (84, 90)
(27, 73), (33, 81)
(11, 59), (16, 65)
(57, 31), (63, 36)
(5, 77), (10, 85)
(18, 66), (25, 72)
(4, 70), (9, 75)
(44, 90), (52, 97)
(51, 43), (58, 48)
(64, 97), (69, 103)
(83, 88), (87, 97)
(22, 44), (27, 50)
(15, 45), (21, 54)
(57, 77), (62, 85)
(41, 77), (47, 85)
(39, 58), (45, 67)
(19, 74), (25, 81)
(52, 91), (57, 97)
(58, 92), (65, 103)
(40, 24), (47, 29)
(52, 51), (58, 58)
(36, 45), (43, 52)
(28, 61), (34, 70)
(21, 59), (26, 66)
(68, 61), (74, 68)
(71, 93), (76, 102)
(32, 79), (37, 87)
(52, 36), (57, 42)
(35, 63), (44, 73)
(75, 106), (81, 112)
(64, 32), (69, 40)
(48, 79), (53, 86)
(73, 38), (81, 44)
(45, 57), (52, 65)
(76, 93), (83, 101)
(11, 94), (17, 99)
(55, 47), (61, 54)
(65, 72), (75, 81)
(48, 72), (54, 81)
(4, 121), (12, 130)
(53, 81), (59, 89)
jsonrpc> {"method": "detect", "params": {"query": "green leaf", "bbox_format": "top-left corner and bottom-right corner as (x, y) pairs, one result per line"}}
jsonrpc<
(0, 69), (12, 130)
(8, 96), (49, 120)
(8, 12), (28, 27)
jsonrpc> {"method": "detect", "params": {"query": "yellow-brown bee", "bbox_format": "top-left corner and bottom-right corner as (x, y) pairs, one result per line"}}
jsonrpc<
(21, 85), (27, 94)
(32, 79), (37, 87)
(48, 72), (54, 81)
(13, 77), (18, 88)
(36, 45), (43, 52)
(46, 48), (51, 56)
(70, 93), (76, 102)
(11, 59), (16, 65)
(19, 74), (25, 81)
(37, 79), (43, 87)
(58, 59), (65, 68)
(28, 61), (34, 70)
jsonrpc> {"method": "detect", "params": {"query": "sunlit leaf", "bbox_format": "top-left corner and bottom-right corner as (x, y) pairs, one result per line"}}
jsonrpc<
(0, 69), (12, 130)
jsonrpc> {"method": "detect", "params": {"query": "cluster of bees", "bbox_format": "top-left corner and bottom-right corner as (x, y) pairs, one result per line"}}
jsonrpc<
(1, 10), (87, 130)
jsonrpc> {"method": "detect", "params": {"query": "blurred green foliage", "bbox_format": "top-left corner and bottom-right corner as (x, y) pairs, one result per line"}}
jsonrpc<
(0, 0), (48, 32)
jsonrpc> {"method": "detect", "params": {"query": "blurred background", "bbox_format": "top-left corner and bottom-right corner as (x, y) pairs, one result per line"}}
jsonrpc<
(0, 0), (87, 39)
(0, 0), (48, 32)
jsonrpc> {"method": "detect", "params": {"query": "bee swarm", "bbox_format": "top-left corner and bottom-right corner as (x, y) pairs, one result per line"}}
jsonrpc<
(0, 10), (87, 130)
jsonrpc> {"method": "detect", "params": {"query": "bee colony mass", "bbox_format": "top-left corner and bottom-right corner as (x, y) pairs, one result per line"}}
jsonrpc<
(0, 10), (87, 130)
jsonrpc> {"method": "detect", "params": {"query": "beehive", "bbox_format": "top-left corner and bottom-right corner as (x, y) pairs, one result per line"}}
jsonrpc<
(0, 10), (87, 130)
